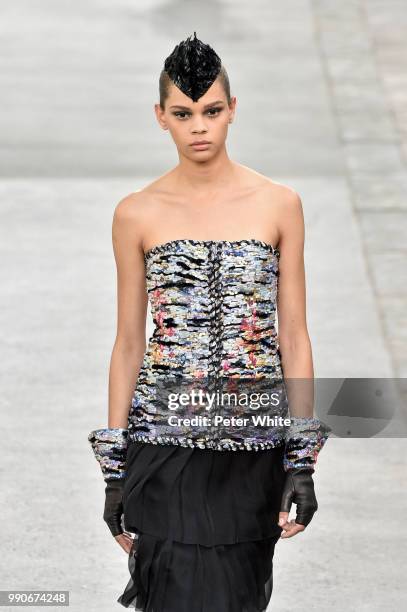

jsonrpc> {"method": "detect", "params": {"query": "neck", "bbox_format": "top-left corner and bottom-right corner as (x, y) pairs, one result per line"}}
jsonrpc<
(173, 145), (237, 195)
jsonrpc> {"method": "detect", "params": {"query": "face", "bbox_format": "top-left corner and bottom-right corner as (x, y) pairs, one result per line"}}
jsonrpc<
(155, 77), (236, 158)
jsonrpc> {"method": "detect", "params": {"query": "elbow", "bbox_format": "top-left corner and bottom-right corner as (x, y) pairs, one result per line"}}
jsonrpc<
(278, 328), (312, 355)
(113, 335), (146, 357)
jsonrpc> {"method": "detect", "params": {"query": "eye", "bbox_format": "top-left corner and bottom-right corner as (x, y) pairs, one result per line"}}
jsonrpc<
(173, 111), (191, 119)
(172, 107), (223, 120)
(206, 107), (222, 116)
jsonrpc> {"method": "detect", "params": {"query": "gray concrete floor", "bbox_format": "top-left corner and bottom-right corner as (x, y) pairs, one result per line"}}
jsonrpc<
(1, 1), (406, 611)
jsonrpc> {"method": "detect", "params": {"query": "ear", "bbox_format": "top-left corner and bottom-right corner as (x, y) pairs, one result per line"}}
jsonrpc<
(228, 96), (237, 124)
(154, 103), (168, 130)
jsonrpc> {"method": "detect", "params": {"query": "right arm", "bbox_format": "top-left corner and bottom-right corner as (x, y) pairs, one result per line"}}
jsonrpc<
(108, 193), (148, 429)
(87, 192), (148, 549)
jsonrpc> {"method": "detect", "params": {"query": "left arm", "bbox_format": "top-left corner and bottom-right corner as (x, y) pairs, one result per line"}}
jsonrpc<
(277, 189), (314, 418)
(275, 188), (330, 537)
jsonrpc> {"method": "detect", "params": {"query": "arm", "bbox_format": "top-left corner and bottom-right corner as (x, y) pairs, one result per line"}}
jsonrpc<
(277, 188), (313, 411)
(108, 194), (148, 429)
(277, 189), (330, 472)
(276, 189), (330, 536)
(88, 192), (148, 482)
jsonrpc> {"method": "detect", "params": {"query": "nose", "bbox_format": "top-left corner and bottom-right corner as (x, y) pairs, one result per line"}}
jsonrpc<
(191, 119), (208, 134)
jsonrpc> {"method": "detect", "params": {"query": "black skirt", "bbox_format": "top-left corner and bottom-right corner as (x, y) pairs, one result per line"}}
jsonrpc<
(117, 440), (286, 611)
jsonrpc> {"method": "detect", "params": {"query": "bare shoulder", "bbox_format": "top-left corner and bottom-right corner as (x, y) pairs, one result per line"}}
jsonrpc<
(243, 168), (304, 247)
(114, 171), (177, 218)
(113, 186), (160, 229)
(111, 190), (156, 257)
(241, 165), (302, 216)
(261, 179), (305, 249)
(113, 188), (153, 221)
(247, 173), (302, 227)
(258, 174), (302, 209)
(237, 164), (302, 208)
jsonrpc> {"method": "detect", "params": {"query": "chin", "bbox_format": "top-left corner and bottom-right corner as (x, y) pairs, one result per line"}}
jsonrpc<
(186, 149), (213, 158)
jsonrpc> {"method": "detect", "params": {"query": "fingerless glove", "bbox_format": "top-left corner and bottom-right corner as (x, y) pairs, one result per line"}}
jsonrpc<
(283, 416), (331, 472)
(103, 479), (126, 537)
(88, 427), (129, 480)
(88, 427), (129, 537)
(280, 467), (318, 527)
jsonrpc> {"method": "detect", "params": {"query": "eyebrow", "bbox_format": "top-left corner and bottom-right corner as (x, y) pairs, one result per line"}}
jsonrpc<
(169, 100), (225, 110)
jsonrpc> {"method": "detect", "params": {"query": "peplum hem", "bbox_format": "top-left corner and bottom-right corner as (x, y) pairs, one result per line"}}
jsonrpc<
(118, 441), (285, 611)
(117, 532), (281, 611)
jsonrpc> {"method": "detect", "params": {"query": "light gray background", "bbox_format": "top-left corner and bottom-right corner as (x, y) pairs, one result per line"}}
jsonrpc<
(1, 1), (406, 611)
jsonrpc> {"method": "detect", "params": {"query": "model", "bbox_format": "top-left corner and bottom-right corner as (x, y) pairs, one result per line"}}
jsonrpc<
(88, 31), (330, 611)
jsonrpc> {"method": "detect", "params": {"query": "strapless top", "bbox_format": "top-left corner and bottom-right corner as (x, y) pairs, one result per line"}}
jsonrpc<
(126, 238), (330, 465)
(144, 238), (281, 379)
(126, 238), (289, 450)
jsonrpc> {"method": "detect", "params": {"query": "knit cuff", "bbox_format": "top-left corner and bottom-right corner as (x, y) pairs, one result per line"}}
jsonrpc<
(88, 427), (129, 481)
(283, 417), (331, 472)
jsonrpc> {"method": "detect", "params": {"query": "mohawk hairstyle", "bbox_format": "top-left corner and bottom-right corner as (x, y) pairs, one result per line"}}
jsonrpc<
(163, 31), (222, 103)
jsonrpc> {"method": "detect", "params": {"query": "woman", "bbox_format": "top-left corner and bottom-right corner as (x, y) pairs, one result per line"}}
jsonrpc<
(88, 32), (330, 611)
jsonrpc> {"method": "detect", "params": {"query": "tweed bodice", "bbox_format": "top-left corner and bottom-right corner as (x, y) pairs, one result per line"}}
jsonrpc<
(127, 238), (288, 451)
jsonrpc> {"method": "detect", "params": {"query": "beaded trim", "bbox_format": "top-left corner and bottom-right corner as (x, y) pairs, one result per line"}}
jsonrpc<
(208, 242), (224, 380)
(128, 431), (286, 451)
(88, 428), (129, 480)
(144, 238), (280, 261)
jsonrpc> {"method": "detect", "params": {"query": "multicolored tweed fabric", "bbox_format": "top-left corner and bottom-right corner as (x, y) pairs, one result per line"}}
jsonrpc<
(88, 427), (129, 481)
(125, 238), (329, 468)
(141, 239), (281, 380)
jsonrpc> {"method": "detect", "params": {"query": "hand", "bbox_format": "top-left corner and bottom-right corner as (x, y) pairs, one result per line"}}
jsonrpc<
(103, 478), (126, 537)
(115, 532), (136, 554)
(103, 478), (137, 554)
(278, 468), (318, 538)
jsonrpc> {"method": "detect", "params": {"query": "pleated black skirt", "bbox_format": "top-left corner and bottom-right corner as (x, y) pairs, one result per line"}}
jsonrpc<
(117, 440), (286, 611)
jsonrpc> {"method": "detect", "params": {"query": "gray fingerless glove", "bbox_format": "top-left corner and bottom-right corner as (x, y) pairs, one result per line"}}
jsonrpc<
(88, 427), (129, 480)
(283, 417), (331, 472)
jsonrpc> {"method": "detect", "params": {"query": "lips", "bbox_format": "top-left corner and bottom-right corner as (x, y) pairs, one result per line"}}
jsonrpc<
(191, 141), (210, 145)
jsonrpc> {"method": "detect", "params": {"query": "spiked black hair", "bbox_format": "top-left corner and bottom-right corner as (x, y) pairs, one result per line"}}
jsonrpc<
(161, 31), (224, 104)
